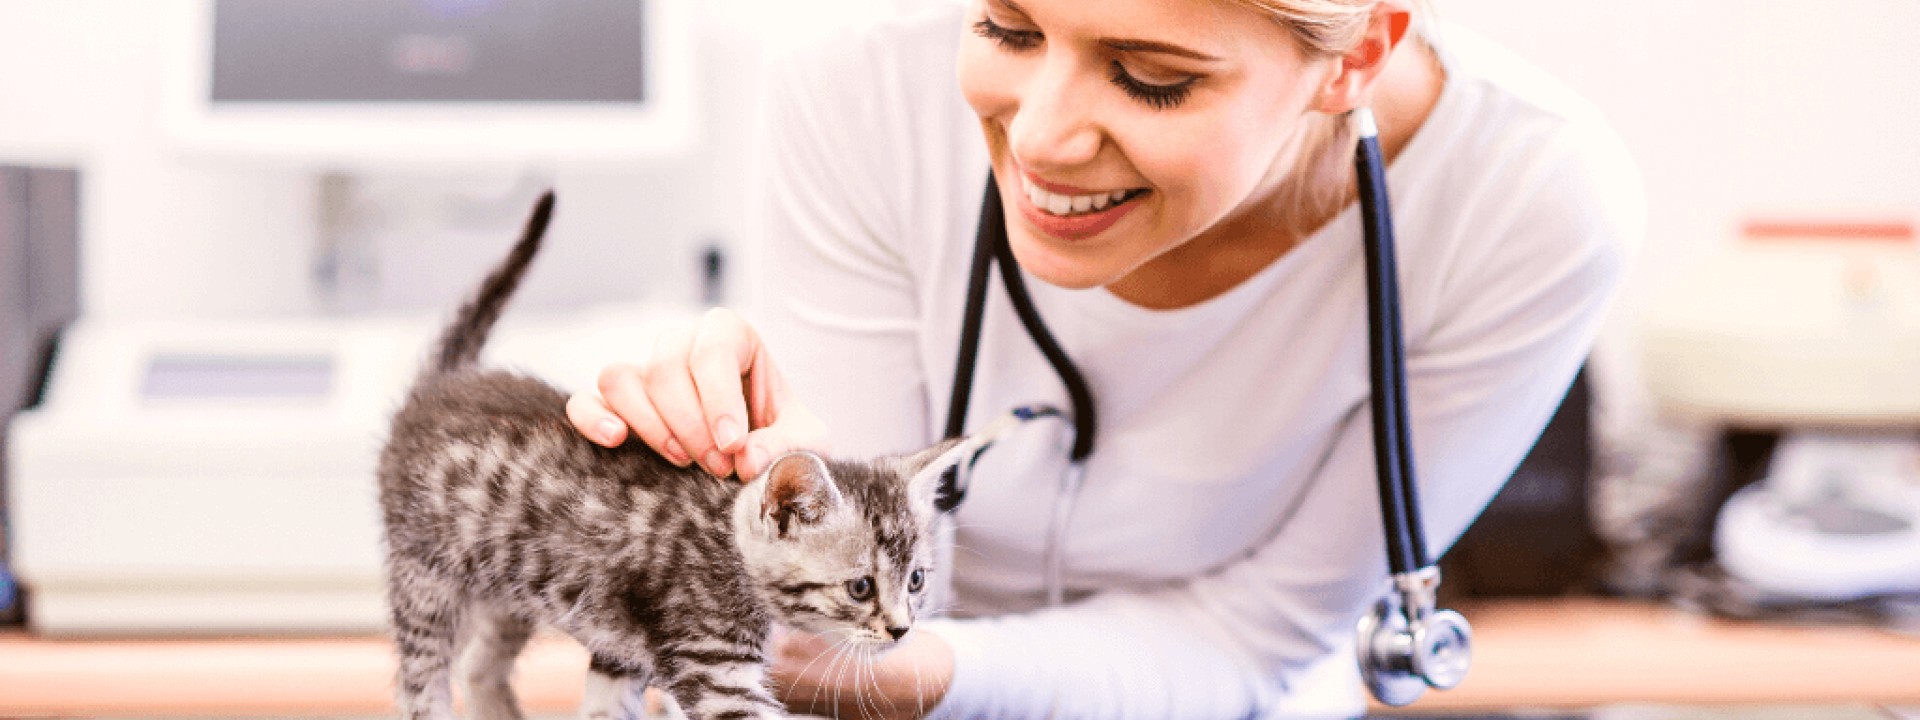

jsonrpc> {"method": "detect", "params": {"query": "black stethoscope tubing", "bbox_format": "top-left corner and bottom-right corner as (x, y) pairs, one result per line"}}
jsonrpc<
(936, 139), (1426, 574)
(937, 109), (1469, 704)
(936, 171), (1097, 512)
(1354, 116), (1431, 576)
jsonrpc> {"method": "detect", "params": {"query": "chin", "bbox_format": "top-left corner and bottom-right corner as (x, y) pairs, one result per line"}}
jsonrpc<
(1005, 230), (1127, 291)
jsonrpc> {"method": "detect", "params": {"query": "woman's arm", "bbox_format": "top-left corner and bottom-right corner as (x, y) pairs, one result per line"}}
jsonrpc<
(782, 114), (1643, 719)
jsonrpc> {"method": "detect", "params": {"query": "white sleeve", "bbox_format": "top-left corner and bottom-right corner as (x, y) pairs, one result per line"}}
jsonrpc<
(923, 123), (1645, 719)
(747, 46), (936, 459)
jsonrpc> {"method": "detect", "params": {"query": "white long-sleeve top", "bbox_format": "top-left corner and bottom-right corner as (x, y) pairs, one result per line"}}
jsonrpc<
(748, 4), (1644, 717)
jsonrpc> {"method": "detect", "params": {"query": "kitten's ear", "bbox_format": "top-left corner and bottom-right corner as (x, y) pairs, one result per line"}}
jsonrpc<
(897, 408), (1049, 515)
(762, 452), (842, 538)
(899, 437), (967, 517)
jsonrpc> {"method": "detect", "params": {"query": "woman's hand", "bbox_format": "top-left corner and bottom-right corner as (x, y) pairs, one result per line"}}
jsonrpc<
(566, 308), (828, 480)
(770, 626), (955, 720)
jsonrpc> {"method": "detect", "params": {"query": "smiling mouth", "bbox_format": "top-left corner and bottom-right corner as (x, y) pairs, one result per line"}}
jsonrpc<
(1020, 176), (1150, 218)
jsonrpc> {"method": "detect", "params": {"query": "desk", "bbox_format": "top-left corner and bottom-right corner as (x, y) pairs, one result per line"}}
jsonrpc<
(1, 597), (1916, 717)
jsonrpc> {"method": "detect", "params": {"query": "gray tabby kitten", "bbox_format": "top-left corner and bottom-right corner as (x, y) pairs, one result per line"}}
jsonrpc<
(378, 192), (967, 720)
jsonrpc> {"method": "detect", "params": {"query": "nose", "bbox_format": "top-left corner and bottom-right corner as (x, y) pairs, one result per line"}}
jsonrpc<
(1006, 61), (1102, 171)
(887, 626), (909, 641)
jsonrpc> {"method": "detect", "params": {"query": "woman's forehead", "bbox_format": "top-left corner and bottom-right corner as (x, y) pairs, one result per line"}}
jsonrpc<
(983, 0), (1299, 58)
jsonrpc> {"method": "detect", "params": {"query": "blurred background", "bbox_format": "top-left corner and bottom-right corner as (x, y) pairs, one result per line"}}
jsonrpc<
(0, 0), (1916, 717)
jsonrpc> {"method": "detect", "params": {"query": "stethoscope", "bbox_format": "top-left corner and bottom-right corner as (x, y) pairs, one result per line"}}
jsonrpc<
(935, 108), (1472, 706)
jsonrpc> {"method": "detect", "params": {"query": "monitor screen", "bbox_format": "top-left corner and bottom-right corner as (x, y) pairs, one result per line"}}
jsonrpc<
(210, 0), (645, 104)
(165, 0), (694, 167)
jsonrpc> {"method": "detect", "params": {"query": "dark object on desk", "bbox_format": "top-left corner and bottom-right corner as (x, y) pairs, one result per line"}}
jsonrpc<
(1441, 366), (1605, 598)
(0, 165), (81, 627)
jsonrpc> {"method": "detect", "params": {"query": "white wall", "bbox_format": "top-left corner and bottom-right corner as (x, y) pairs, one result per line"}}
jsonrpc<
(0, 0), (897, 320)
(1438, 0), (1920, 321)
(0, 0), (1915, 324)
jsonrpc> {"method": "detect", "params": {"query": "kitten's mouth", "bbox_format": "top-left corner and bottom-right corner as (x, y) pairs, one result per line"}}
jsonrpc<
(850, 627), (909, 649)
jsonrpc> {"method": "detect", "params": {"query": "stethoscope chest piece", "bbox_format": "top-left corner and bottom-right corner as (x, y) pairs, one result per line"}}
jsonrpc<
(947, 106), (1474, 706)
(1356, 568), (1474, 706)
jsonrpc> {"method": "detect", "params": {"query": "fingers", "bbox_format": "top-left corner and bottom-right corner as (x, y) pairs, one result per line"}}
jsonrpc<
(590, 361), (694, 465)
(636, 326), (728, 474)
(732, 409), (831, 480)
(576, 308), (831, 481)
(687, 308), (831, 480)
(688, 308), (759, 457)
(565, 389), (628, 447)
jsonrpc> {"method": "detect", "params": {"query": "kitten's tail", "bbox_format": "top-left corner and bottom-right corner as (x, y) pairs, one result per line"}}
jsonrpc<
(431, 191), (556, 374)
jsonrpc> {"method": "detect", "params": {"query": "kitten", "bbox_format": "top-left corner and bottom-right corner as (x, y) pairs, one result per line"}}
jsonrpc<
(377, 192), (982, 720)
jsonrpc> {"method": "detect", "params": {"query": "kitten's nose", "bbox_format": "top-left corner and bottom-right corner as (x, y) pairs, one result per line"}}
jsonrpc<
(887, 626), (909, 641)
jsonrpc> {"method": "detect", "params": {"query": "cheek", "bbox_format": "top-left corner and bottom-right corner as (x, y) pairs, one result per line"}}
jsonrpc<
(957, 40), (1018, 126)
(1129, 105), (1298, 225)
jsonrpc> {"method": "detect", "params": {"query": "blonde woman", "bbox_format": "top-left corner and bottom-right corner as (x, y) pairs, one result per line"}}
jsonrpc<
(571, 0), (1642, 716)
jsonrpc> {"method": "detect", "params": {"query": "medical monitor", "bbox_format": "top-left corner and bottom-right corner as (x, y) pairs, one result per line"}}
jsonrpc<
(165, 0), (695, 168)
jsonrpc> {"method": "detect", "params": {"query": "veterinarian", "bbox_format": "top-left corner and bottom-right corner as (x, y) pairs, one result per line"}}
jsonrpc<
(568, 0), (1642, 716)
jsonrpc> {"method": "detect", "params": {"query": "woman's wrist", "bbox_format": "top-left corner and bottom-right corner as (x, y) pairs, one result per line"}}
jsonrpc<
(771, 626), (954, 720)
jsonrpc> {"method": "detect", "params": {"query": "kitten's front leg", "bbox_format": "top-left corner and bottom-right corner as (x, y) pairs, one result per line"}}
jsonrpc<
(656, 648), (781, 720)
(579, 653), (653, 720)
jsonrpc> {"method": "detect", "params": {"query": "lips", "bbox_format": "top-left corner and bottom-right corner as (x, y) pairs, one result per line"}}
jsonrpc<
(1013, 173), (1149, 241)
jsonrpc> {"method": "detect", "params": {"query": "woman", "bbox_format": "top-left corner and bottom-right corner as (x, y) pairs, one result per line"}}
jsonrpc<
(569, 0), (1642, 715)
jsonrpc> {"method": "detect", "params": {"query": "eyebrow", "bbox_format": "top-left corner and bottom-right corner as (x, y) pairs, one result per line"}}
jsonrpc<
(993, 0), (1224, 63)
(1101, 39), (1222, 63)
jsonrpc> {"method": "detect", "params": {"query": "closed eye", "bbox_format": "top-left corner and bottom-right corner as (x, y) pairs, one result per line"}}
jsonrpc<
(974, 16), (1040, 51)
(1108, 62), (1196, 110)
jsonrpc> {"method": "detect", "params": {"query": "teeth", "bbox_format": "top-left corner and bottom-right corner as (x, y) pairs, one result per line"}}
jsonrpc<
(1022, 177), (1138, 217)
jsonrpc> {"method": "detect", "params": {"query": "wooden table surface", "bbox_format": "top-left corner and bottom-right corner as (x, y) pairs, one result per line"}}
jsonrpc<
(1, 597), (1916, 717)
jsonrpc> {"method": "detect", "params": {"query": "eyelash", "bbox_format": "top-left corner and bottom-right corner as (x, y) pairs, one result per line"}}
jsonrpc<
(972, 17), (1197, 111)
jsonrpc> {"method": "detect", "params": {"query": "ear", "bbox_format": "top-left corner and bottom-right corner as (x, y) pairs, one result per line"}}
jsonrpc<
(895, 407), (1051, 515)
(899, 437), (968, 517)
(762, 452), (841, 538)
(1313, 1), (1415, 114)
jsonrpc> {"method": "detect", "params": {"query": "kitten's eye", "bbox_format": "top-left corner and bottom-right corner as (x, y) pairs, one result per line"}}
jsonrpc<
(846, 576), (875, 602)
(908, 569), (925, 593)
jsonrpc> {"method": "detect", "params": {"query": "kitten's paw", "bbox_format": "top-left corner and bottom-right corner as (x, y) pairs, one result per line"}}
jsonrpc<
(577, 671), (660, 720)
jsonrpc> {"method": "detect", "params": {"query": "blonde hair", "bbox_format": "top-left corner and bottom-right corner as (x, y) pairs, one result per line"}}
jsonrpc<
(1231, 0), (1381, 57)
(1219, 0), (1429, 238)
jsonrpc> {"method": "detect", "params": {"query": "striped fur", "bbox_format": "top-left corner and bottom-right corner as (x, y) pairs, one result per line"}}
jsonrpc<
(378, 194), (947, 720)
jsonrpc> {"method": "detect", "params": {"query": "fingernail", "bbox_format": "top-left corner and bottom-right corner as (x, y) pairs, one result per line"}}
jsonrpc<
(703, 450), (731, 477)
(747, 444), (770, 476)
(597, 419), (624, 444)
(664, 438), (690, 465)
(713, 417), (742, 450)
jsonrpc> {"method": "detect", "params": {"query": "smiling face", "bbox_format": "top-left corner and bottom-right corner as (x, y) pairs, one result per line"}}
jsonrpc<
(957, 0), (1346, 301)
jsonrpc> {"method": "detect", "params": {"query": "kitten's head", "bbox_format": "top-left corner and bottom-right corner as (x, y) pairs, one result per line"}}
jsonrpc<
(733, 442), (965, 648)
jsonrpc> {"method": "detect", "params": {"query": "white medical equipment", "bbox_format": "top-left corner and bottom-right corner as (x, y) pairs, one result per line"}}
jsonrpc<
(7, 303), (692, 634)
(1714, 432), (1920, 601)
(1642, 221), (1920, 602)
(4, 0), (763, 636)
(162, 0), (696, 170)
